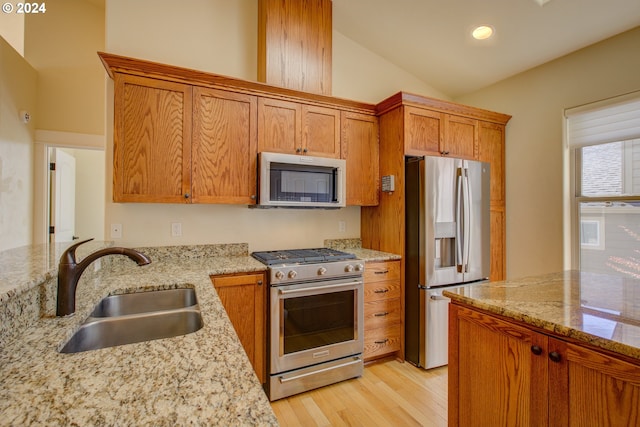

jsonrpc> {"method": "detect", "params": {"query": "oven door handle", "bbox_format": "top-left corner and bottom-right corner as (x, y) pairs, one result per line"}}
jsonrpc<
(279, 357), (362, 383)
(278, 280), (363, 295)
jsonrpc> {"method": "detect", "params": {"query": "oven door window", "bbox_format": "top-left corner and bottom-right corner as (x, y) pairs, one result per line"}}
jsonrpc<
(281, 290), (355, 354)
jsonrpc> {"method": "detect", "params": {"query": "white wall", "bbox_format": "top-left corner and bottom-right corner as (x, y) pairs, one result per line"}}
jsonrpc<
(456, 27), (640, 279)
(74, 148), (105, 240)
(103, 0), (444, 249)
(24, 0), (105, 135)
(0, 38), (37, 251)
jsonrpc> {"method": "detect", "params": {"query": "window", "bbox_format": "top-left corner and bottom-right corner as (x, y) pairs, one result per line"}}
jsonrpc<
(566, 93), (640, 279)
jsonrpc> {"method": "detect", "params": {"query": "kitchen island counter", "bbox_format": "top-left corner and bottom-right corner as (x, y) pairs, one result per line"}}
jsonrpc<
(444, 270), (640, 361)
(0, 243), (278, 426)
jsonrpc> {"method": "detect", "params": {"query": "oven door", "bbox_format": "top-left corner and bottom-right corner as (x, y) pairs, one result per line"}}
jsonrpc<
(270, 277), (364, 374)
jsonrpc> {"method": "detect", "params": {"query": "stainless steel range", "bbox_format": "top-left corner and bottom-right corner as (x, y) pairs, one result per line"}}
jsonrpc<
(252, 248), (365, 401)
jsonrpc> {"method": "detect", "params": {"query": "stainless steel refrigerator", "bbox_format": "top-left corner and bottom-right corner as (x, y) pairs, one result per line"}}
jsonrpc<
(405, 156), (490, 369)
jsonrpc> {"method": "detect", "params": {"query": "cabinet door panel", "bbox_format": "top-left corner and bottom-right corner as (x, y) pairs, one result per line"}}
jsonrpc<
(114, 74), (191, 203)
(445, 115), (477, 159)
(341, 111), (379, 206)
(211, 273), (266, 384)
(404, 106), (443, 156)
(490, 208), (506, 281)
(192, 87), (257, 204)
(450, 305), (548, 427)
(549, 338), (640, 427)
(478, 122), (505, 204)
(257, 98), (301, 154)
(303, 105), (341, 158)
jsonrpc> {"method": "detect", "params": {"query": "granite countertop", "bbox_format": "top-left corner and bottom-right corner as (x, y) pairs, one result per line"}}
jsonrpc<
(0, 242), (278, 426)
(0, 240), (399, 426)
(444, 270), (640, 361)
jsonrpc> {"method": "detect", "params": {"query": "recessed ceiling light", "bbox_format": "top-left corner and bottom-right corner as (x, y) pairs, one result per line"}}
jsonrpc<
(472, 25), (494, 40)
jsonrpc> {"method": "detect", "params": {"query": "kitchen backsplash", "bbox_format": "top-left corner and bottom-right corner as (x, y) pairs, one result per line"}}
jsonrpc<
(324, 238), (362, 250)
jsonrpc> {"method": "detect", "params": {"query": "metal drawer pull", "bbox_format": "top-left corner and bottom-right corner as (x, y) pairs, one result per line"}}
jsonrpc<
(374, 270), (389, 275)
(279, 358), (362, 383)
(374, 312), (389, 317)
(374, 339), (389, 344)
(374, 289), (389, 294)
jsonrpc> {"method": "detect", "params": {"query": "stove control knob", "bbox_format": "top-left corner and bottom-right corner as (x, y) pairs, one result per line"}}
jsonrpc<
(274, 271), (285, 280)
(318, 267), (327, 276)
(345, 264), (354, 273)
(355, 263), (364, 272)
(288, 270), (297, 279)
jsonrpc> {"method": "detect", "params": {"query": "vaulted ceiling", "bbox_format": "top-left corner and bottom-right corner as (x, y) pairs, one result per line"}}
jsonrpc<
(332, 0), (640, 97)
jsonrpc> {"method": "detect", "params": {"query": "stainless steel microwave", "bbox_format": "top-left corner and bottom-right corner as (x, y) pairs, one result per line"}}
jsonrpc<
(258, 152), (346, 208)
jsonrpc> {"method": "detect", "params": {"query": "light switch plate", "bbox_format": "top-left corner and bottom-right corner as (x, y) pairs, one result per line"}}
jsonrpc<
(171, 222), (182, 237)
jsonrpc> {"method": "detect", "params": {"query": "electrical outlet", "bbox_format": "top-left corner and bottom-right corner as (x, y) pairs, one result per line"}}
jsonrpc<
(338, 221), (346, 233)
(171, 222), (182, 237)
(110, 223), (122, 239)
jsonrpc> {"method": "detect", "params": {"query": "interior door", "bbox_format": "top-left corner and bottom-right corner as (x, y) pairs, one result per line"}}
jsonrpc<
(50, 148), (76, 242)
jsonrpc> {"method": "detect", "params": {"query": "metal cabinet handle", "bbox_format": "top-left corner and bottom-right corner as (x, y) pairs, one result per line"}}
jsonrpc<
(374, 339), (389, 344)
(531, 345), (543, 355)
(184, 193), (190, 199)
(374, 270), (389, 275)
(374, 312), (389, 317)
(549, 351), (562, 363)
(257, 280), (263, 286)
(374, 289), (389, 294)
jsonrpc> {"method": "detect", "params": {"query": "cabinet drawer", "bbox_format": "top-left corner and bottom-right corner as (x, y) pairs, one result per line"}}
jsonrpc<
(364, 280), (401, 301)
(364, 298), (401, 330)
(364, 323), (401, 360)
(364, 261), (400, 283)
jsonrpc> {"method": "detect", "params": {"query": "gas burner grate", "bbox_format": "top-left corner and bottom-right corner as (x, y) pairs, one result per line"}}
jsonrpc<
(252, 248), (356, 265)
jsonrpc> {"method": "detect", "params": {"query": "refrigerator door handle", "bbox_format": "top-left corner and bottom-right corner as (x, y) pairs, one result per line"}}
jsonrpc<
(462, 167), (471, 273)
(456, 168), (464, 273)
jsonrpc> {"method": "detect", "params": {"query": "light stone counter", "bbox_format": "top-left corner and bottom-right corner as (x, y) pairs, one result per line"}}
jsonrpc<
(444, 270), (640, 361)
(324, 238), (402, 263)
(0, 242), (278, 426)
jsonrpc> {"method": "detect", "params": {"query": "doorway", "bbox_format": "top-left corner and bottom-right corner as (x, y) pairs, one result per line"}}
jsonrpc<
(33, 131), (105, 245)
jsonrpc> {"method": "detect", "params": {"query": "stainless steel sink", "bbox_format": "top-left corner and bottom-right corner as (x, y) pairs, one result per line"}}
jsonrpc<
(60, 288), (204, 353)
(90, 288), (197, 317)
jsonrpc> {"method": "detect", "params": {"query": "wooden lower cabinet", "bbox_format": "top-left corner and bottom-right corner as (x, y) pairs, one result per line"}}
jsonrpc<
(211, 272), (266, 384)
(449, 304), (640, 427)
(363, 260), (402, 361)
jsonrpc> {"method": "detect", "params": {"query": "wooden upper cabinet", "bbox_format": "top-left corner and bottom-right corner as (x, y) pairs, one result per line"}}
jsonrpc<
(113, 73), (192, 203)
(341, 111), (379, 206)
(444, 115), (478, 160)
(258, 98), (340, 158)
(404, 106), (443, 156)
(192, 87), (258, 204)
(258, 0), (332, 95)
(404, 105), (477, 159)
(302, 105), (341, 158)
(113, 73), (258, 205)
(257, 98), (300, 154)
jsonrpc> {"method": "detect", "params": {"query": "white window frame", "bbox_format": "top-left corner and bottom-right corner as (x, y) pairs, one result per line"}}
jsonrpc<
(564, 91), (640, 271)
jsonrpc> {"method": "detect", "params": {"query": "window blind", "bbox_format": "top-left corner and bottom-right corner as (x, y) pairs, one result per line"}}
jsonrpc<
(565, 91), (640, 148)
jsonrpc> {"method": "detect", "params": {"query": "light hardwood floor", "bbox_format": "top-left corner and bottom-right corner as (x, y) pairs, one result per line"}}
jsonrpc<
(270, 360), (448, 427)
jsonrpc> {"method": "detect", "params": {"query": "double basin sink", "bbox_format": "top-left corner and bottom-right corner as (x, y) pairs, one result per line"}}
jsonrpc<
(60, 288), (204, 353)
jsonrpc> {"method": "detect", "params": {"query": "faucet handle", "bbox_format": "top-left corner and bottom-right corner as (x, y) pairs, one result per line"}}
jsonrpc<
(60, 238), (94, 265)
